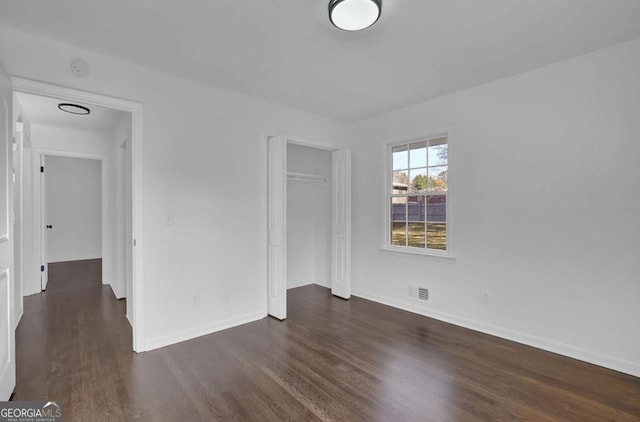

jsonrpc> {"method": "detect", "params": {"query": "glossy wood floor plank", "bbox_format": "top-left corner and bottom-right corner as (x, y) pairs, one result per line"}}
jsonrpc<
(12, 260), (640, 421)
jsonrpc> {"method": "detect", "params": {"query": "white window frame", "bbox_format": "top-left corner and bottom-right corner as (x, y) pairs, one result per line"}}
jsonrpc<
(381, 132), (454, 258)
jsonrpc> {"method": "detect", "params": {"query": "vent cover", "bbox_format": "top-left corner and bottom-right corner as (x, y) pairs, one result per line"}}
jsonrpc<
(418, 287), (429, 301)
(409, 284), (430, 303)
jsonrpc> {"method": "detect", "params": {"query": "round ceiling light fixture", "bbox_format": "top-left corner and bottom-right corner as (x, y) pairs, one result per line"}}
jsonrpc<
(58, 103), (91, 115)
(329, 0), (381, 31)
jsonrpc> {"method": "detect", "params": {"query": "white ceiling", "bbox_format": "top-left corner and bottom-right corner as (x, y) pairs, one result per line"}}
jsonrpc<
(15, 92), (128, 134)
(1, 0), (640, 122)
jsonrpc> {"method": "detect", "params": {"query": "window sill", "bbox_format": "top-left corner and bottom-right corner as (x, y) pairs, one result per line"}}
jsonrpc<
(380, 245), (456, 261)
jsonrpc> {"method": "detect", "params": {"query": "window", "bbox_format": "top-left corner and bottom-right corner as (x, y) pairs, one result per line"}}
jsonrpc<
(385, 135), (450, 256)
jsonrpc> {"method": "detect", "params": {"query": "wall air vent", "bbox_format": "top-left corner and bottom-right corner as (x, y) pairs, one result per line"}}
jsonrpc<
(409, 284), (430, 303)
(418, 287), (429, 301)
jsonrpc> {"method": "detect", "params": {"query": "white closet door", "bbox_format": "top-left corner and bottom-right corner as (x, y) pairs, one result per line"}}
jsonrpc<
(331, 149), (351, 299)
(0, 67), (16, 400)
(40, 154), (48, 290)
(267, 136), (287, 319)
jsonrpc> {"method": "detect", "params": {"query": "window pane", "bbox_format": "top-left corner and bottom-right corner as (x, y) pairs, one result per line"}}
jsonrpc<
(392, 171), (409, 193)
(392, 145), (408, 170)
(407, 196), (425, 222)
(391, 222), (407, 246)
(409, 141), (427, 168)
(426, 195), (446, 222)
(408, 168), (427, 193)
(427, 223), (447, 250)
(390, 197), (406, 221)
(427, 166), (448, 192)
(428, 138), (448, 166)
(408, 223), (426, 248)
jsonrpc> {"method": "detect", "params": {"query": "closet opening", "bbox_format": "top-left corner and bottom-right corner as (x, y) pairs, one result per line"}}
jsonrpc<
(266, 136), (351, 320)
(286, 143), (332, 291)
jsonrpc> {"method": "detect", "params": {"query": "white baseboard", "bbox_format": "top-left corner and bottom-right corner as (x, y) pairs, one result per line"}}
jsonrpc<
(287, 280), (314, 289)
(48, 255), (102, 263)
(126, 312), (133, 328)
(0, 360), (15, 401)
(108, 281), (125, 299)
(14, 308), (23, 330)
(145, 311), (266, 351)
(288, 280), (331, 289)
(352, 288), (640, 378)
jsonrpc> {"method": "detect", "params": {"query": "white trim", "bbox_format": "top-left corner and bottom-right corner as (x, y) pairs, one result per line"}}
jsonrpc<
(14, 131), (24, 327)
(109, 279), (125, 300)
(352, 288), (640, 378)
(13, 309), (22, 331)
(0, 269), (13, 401)
(284, 136), (339, 152)
(9, 77), (141, 112)
(33, 149), (106, 160)
(0, 101), (9, 243)
(48, 255), (103, 263)
(145, 312), (265, 351)
(380, 244), (455, 259)
(11, 77), (145, 352)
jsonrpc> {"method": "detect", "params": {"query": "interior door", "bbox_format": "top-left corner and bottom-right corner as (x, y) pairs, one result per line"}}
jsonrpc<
(267, 135), (286, 319)
(331, 149), (352, 299)
(40, 154), (48, 290)
(0, 67), (16, 400)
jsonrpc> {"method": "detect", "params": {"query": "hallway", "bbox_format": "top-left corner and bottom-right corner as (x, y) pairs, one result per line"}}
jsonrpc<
(12, 259), (132, 417)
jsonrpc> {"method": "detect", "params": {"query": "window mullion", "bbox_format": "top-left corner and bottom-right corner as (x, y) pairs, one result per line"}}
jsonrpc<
(423, 195), (427, 248)
(404, 199), (408, 247)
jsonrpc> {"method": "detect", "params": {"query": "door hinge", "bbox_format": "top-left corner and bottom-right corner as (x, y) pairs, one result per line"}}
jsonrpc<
(40, 265), (45, 272)
(133, 239), (137, 247)
(40, 166), (44, 173)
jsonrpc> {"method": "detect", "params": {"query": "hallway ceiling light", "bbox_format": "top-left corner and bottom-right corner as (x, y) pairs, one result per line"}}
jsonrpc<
(57, 103), (91, 115)
(329, 0), (381, 31)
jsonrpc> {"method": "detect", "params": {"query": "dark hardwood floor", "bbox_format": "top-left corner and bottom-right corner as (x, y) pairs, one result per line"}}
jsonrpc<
(12, 260), (640, 421)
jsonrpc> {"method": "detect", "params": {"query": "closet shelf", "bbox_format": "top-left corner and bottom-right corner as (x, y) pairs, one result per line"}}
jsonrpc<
(287, 171), (328, 183)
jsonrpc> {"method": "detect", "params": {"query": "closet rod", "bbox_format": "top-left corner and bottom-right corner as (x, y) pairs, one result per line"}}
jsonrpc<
(287, 171), (328, 183)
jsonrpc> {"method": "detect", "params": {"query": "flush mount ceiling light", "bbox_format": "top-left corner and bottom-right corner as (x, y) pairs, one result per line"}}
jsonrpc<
(329, 0), (381, 31)
(58, 103), (91, 115)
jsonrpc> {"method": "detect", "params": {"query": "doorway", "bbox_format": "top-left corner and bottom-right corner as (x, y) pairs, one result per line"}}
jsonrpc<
(40, 155), (104, 290)
(267, 136), (352, 320)
(10, 77), (144, 352)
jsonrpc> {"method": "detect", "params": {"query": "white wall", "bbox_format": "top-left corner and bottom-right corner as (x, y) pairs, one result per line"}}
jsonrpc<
(286, 143), (332, 289)
(347, 38), (640, 376)
(112, 116), (133, 316)
(45, 156), (101, 263)
(0, 25), (347, 350)
(31, 124), (113, 156)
